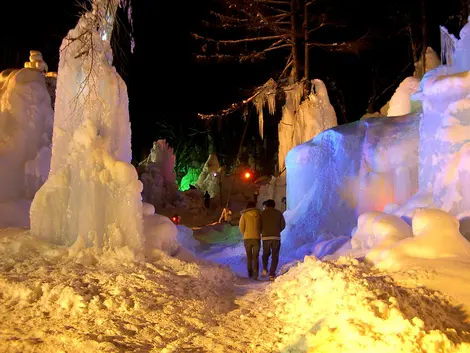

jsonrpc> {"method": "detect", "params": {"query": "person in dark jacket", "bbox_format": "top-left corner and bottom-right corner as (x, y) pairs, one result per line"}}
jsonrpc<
(239, 201), (262, 279)
(261, 199), (286, 281)
(203, 191), (210, 209)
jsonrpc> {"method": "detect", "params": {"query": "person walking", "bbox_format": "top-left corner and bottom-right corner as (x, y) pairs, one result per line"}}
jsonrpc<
(203, 191), (210, 209)
(261, 199), (286, 281)
(239, 202), (262, 280)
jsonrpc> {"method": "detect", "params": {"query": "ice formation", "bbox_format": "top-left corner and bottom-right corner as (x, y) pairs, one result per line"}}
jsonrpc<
(196, 153), (221, 198)
(278, 79), (337, 173)
(414, 46), (441, 78)
(284, 112), (419, 255)
(0, 60), (53, 204)
(284, 20), (470, 259)
(30, 0), (144, 251)
(386, 76), (421, 117)
(140, 140), (182, 209)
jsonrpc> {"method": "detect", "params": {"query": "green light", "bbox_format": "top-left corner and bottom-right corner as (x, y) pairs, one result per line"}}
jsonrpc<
(179, 167), (200, 191)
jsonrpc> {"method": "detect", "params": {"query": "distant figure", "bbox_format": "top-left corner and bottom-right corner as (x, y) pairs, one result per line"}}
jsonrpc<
(253, 190), (259, 204)
(239, 202), (262, 280)
(281, 196), (287, 211)
(204, 191), (211, 209)
(261, 199), (286, 281)
(218, 207), (233, 224)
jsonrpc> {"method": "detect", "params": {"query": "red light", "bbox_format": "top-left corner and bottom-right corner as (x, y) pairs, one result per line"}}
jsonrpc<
(172, 217), (176, 221)
(244, 172), (251, 179)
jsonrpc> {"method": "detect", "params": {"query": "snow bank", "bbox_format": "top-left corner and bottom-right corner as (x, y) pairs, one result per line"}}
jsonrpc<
(265, 257), (470, 353)
(370, 209), (470, 270)
(143, 213), (179, 257)
(0, 228), (235, 352)
(176, 225), (199, 252)
(30, 0), (144, 252)
(0, 67), (53, 202)
(350, 211), (413, 261)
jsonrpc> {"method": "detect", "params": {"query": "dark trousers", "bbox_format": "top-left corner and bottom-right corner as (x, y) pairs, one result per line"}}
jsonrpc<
(244, 239), (260, 277)
(262, 239), (281, 276)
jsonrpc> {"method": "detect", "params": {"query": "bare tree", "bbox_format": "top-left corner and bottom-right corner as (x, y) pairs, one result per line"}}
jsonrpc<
(193, 0), (371, 119)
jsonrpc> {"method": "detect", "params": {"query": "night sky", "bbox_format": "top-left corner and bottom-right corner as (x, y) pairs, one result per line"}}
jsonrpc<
(0, 0), (464, 166)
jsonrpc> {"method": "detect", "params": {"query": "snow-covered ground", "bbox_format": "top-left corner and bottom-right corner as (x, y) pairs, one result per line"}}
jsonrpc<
(2, 227), (470, 352)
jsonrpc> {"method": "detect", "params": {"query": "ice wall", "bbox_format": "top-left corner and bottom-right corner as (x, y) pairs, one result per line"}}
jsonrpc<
(401, 20), (470, 218)
(416, 71), (470, 215)
(284, 113), (420, 253)
(285, 20), (470, 259)
(30, 0), (143, 251)
(0, 68), (53, 201)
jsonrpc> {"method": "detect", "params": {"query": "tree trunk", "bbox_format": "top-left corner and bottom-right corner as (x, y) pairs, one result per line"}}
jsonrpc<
(303, 1), (309, 81)
(290, 0), (299, 82)
(462, 0), (469, 26)
(206, 120), (216, 154)
(421, 0), (427, 74)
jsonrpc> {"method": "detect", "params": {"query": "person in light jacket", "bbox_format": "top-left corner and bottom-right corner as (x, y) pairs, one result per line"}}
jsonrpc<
(261, 199), (286, 281)
(239, 202), (262, 280)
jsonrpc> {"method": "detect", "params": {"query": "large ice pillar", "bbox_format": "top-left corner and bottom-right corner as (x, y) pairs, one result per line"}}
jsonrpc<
(30, 0), (143, 251)
(0, 67), (53, 202)
(279, 79), (337, 173)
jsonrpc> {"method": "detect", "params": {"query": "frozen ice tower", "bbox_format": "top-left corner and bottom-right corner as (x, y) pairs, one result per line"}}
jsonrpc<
(0, 56), (53, 203)
(30, 0), (144, 251)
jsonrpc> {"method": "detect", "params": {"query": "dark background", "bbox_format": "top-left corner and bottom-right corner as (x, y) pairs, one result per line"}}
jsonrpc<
(0, 0), (464, 173)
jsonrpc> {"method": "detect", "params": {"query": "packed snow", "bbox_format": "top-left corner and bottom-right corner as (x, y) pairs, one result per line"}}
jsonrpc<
(2, 228), (470, 352)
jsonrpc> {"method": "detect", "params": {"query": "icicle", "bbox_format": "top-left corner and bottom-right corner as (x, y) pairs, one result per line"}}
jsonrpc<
(254, 94), (265, 139)
(258, 109), (264, 139)
(267, 92), (276, 115)
(440, 25), (457, 66)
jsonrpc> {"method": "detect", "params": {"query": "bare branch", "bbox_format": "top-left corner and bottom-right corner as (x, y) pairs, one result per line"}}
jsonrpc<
(210, 11), (250, 24)
(194, 52), (266, 63)
(192, 33), (288, 44)
(262, 5), (290, 14)
(308, 22), (346, 35)
(256, 0), (290, 4)
(263, 43), (291, 52)
(307, 30), (371, 52)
